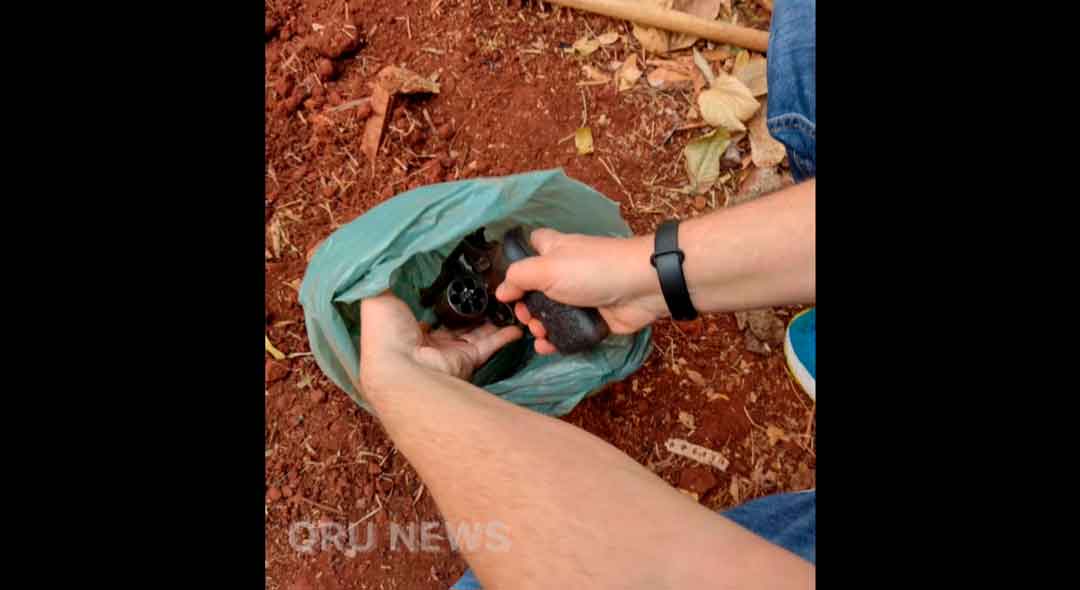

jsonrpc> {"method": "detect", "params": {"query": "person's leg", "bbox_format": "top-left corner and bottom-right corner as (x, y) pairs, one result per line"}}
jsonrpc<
(767, 0), (816, 182)
(722, 490), (815, 564)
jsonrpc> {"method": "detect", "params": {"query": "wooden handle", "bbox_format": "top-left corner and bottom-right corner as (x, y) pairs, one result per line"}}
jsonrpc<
(546, 0), (769, 53)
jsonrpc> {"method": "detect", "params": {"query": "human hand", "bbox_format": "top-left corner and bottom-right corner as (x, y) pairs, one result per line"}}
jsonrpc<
(494, 228), (667, 355)
(358, 292), (523, 395)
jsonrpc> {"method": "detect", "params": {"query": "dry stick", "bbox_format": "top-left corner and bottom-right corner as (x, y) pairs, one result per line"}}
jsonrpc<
(299, 496), (344, 516)
(545, 0), (769, 52)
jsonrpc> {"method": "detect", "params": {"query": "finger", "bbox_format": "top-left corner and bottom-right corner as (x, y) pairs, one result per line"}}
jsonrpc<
(534, 338), (558, 355)
(460, 322), (498, 343)
(498, 257), (552, 301)
(528, 318), (546, 340)
(528, 227), (561, 255)
(472, 325), (524, 365)
(514, 302), (532, 324)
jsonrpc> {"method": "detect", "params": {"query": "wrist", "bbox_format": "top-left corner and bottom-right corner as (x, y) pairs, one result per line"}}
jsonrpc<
(621, 234), (671, 322)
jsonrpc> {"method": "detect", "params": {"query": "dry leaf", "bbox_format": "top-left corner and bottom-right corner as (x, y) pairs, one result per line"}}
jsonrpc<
(631, 0), (672, 53)
(729, 476), (741, 503)
(729, 166), (793, 207)
(362, 67), (439, 163)
(734, 56), (767, 96)
(683, 128), (730, 194)
(702, 49), (731, 62)
(692, 48), (716, 86)
(616, 54), (643, 92)
(669, 0), (724, 50)
(746, 309), (785, 344)
(647, 67), (692, 89)
(265, 335), (286, 360)
(698, 72), (759, 132)
(734, 49), (750, 70)
(575, 127), (594, 155)
(572, 36), (600, 56)
(582, 65), (611, 83)
(707, 390), (731, 401)
(748, 100), (786, 167)
(376, 65), (440, 95)
(678, 411), (696, 430)
(765, 425), (790, 446)
(686, 369), (707, 387)
(596, 31), (620, 45)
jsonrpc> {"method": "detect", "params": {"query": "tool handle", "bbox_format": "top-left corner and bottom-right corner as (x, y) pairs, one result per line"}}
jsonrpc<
(502, 227), (611, 354)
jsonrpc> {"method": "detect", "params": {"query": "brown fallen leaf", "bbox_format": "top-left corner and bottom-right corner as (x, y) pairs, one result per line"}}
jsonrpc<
(361, 66), (440, 163)
(728, 165), (793, 207)
(707, 390), (731, 402)
(678, 411), (697, 430)
(748, 100), (786, 167)
(572, 36), (601, 56)
(616, 54), (643, 92)
(596, 31), (620, 45)
(686, 369), (707, 387)
(698, 72), (759, 132)
(669, 0), (725, 50)
(575, 127), (594, 155)
(729, 475), (741, 503)
(765, 424), (790, 446)
(582, 65), (611, 83)
(647, 67), (693, 89)
(265, 335), (286, 360)
(733, 55), (768, 97)
(361, 84), (392, 163)
(376, 65), (440, 95)
(631, 0), (673, 54)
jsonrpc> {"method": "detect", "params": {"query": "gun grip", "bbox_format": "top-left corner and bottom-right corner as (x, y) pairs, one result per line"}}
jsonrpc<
(502, 227), (611, 354)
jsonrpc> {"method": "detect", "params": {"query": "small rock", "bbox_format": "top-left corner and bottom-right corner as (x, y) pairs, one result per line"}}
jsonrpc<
(693, 196), (707, 210)
(678, 466), (719, 496)
(743, 330), (769, 355)
(267, 486), (282, 502)
(436, 123), (454, 141)
(718, 142), (742, 171)
(321, 184), (336, 198)
(310, 389), (327, 404)
(266, 360), (290, 384)
(328, 91), (342, 107)
(282, 485), (294, 498)
(274, 78), (292, 98)
(421, 159), (443, 184)
(368, 462), (382, 475)
(317, 58), (334, 80)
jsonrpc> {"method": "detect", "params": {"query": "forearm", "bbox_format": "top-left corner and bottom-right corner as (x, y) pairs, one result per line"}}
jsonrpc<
(365, 365), (811, 589)
(622, 179), (816, 316)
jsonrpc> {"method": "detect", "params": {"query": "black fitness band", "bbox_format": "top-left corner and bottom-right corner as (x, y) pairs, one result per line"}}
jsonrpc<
(650, 220), (698, 321)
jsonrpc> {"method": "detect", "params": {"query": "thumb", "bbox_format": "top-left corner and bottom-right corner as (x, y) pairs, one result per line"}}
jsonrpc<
(495, 256), (552, 302)
(528, 227), (562, 255)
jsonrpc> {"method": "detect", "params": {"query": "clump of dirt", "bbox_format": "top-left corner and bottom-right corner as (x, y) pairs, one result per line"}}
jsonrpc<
(265, 2), (811, 589)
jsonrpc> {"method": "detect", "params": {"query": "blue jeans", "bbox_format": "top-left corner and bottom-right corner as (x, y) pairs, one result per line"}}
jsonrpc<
(451, 3), (816, 587)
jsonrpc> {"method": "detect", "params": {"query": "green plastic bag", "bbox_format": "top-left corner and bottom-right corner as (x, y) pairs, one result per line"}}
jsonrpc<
(299, 169), (652, 416)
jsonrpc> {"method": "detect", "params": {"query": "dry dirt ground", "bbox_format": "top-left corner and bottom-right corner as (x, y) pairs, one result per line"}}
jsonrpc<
(265, 1), (814, 588)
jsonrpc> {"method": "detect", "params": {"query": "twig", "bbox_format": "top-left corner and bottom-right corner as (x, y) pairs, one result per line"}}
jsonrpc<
(598, 156), (636, 209)
(743, 405), (765, 430)
(413, 483), (425, 506)
(349, 506), (382, 530)
(299, 496), (344, 516)
(580, 88), (588, 128)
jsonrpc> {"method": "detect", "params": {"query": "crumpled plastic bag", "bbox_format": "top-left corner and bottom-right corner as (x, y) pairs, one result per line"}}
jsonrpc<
(299, 169), (652, 416)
